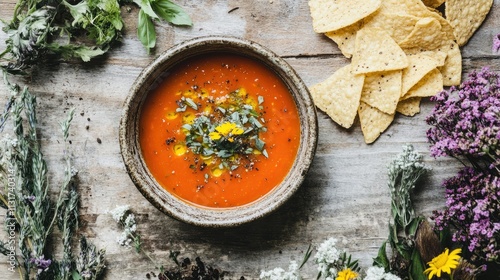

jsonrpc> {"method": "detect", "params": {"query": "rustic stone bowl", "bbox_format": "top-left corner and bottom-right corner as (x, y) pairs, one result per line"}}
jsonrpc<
(119, 36), (317, 227)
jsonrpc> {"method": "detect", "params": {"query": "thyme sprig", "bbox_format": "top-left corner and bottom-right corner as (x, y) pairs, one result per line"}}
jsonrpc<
(0, 78), (105, 280)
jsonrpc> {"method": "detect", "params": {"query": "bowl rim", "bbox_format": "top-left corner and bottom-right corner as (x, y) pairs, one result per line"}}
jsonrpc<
(119, 35), (318, 227)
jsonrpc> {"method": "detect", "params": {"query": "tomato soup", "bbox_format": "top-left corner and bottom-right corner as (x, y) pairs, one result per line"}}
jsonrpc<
(139, 53), (301, 208)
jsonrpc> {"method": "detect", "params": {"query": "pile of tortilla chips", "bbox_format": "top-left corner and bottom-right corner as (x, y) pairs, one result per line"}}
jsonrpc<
(308, 0), (493, 143)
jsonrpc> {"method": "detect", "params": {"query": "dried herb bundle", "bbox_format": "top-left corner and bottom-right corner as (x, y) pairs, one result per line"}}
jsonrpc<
(0, 77), (105, 280)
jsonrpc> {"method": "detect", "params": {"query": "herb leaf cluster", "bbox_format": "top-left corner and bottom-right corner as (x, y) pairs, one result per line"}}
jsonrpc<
(0, 0), (192, 73)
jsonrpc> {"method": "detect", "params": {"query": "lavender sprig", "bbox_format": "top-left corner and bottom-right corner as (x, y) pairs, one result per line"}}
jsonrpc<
(426, 67), (500, 172)
(432, 167), (500, 271)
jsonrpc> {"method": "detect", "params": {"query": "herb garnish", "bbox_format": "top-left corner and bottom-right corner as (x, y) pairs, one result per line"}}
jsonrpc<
(173, 87), (268, 175)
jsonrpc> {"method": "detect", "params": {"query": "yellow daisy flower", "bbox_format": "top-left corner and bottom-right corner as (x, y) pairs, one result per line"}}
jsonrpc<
(424, 248), (462, 279)
(336, 268), (358, 280)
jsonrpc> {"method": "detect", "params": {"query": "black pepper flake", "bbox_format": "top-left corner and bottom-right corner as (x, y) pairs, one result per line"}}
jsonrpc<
(199, 162), (207, 171)
(165, 137), (176, 145)
(97, 138), (102, 144)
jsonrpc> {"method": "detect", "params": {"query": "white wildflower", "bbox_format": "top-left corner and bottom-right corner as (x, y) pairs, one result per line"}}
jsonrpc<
(116, 231), (132, 247)
(109, 205), (138, 248)
(363, 266), (401, 280)
(260, 261), (301, 280)
(109, 205), (130, 223)
(315, 238), (341, 264)
(315, 238), (341, 278)
(260, 267), (286, 280)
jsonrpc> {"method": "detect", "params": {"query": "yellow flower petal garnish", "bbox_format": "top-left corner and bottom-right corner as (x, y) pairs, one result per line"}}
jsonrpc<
(166, 111), (178, 120)
(336, 268), (358, 280)
(173, 144), (187, 156)
(211, 167), (224, 177)
(209, 122), (244, 141)
(183, 112), (195, 124)
(424, 248), (462, 279)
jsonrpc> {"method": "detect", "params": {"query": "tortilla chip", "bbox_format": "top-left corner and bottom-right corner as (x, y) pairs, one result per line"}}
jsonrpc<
(418, 50), (448, 67)
(401, 68), (443, 100)
(439, 42), (462, 86)
(310, 64), (365, 128)
(401, 53), (441, 95)
(308, 0), (382, 33)
(363, 12), (420, 43)
(398, 17), (443, 50)
(380, 0), (428, 15)
(396, 97), (421, 116)
(361, 70), (402, 115)
(445, 0), (493, 46)
(422, 0), (445, 9)
(386, 0), (456, 44)
(358, 102), (395, 144)
(352, 27), (408, 74)
(325, 20), (364, 58)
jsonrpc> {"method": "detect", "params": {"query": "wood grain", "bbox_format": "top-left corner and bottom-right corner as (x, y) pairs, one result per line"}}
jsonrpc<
(0, 1), (499, 279)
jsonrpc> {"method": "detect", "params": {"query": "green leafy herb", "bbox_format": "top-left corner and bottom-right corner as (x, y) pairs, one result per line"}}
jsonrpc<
(0, 0), (192, 72)
(133, 0), (192, 51)
(373, 144), (430, 277)
(137, 9), (157, 51)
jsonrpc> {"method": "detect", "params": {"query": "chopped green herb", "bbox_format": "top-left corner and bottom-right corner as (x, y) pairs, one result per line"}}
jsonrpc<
(171, 87), (269, 174)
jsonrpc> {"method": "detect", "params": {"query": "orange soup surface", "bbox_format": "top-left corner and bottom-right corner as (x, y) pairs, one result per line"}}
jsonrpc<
(139, 53), (301, 208)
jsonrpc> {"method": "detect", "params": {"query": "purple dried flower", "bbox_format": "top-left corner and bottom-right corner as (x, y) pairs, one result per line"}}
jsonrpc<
(432, 167), (500, 270)
(494, 33), (500, 53)
(426, 67), (500, 170)
(30, 255), (52, 272)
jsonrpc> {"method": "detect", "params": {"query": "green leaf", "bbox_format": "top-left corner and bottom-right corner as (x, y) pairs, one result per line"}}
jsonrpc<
(406, 216), (423, 237)
(97, 0), (124, 30)
(373, 241), (390, 271)
(72, 271), (83, 280)
(73, 46), (106, 62)
(137, 9), (156, 51)
(262, 149), (269, 158)
(151, 0), (192, 26)
(62, 0), (89, 26)
(255, 138), (265, 151)
(133, 0), (159, 19)
(409, 247), (427, 280)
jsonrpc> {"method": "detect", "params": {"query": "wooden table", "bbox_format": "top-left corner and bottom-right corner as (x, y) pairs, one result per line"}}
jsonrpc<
(0, 1), (499, 279)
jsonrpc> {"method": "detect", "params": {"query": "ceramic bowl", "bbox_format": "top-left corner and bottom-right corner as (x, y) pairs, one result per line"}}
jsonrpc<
(119, 36), (317, 227)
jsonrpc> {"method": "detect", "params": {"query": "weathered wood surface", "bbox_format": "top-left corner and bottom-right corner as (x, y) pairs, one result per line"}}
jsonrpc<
(0, 0), (499, 279)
